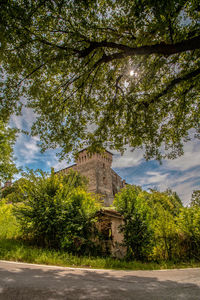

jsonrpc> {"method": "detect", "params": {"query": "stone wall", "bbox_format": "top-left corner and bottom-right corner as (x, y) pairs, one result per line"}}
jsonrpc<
(95, 209), (126, 258)
(58, 149), (126, 206)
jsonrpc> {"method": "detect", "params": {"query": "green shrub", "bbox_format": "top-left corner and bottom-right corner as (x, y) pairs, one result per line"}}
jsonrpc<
(151, 205), (179, 260)
(14, 169), (101, 255)
(114, 186), (185, 261)
(176, 207), (200, 260)
(114, 185), (153, 260)
(0, 200), (20, 239)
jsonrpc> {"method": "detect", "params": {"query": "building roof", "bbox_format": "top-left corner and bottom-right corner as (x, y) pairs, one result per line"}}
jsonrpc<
(96, 209), (123, 219)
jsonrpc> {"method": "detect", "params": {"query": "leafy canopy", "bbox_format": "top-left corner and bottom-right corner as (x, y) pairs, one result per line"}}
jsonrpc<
(1, 0), (200, 159)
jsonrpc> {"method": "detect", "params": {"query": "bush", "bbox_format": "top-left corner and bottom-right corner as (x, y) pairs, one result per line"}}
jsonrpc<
(114, 185), (153, 261)
(176, 207), (200, 260)
(14, 169), (101, 255)
(0, 200), (20, 239)
(114, 186), (186, 261)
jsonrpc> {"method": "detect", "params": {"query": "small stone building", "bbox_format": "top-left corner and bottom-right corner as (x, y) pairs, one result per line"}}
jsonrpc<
(58, 149), (126, 206)
(95, 209), (126, 258)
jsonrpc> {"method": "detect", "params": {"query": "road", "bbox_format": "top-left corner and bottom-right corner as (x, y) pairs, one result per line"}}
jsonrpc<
(0, 260), (200, 299)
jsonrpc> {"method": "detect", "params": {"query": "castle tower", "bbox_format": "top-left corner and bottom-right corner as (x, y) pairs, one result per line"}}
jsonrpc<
(75, 149), (114, 205)
(58, 148), (126, 206)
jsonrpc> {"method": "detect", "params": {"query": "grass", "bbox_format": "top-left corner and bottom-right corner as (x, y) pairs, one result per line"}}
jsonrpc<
(0, 238), (200, 271)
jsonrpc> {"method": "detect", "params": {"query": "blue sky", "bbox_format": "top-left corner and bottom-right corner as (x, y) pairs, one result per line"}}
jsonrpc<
(11, 106), (200, 206)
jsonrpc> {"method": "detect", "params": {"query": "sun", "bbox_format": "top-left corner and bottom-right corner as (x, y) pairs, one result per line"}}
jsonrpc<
(130, 70), (134, 76)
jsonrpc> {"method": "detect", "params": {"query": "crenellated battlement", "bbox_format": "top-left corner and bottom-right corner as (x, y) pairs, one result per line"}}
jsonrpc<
(76, 149), (112, 166)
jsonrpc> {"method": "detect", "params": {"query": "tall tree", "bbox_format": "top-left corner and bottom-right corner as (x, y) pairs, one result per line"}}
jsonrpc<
(114, 186), (153, 260)
(1, 0), (200, 159)
(0, 120), (18, 183)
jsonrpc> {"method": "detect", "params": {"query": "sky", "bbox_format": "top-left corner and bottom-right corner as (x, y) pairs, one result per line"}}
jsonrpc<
(10, 106), (200, 206)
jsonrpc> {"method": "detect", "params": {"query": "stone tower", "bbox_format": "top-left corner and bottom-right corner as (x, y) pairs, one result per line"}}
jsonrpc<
(58, 149), (126, 206)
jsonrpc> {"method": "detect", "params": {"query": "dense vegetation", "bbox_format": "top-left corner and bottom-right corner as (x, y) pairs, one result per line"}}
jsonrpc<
(0, 120), (18, 182)
(12, 169), (101, 255)
(1, 170), (200, 265)
(114, 186), (200, 261)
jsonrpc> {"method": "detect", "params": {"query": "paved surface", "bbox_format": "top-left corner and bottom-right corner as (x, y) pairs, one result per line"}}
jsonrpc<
(0, 261), (200, 299)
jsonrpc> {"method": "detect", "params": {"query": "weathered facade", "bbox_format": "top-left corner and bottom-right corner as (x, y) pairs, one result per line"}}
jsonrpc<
(95, 209), (126, 258)
(58, 149), (126, 206)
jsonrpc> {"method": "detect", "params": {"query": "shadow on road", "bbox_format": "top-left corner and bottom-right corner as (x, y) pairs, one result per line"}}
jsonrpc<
(0, 262), (200, 299)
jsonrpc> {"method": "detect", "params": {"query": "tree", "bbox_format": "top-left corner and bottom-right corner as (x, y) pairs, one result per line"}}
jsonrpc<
(0, 119), (18, 183)
(147, 189), (183, 216)
(1, 178), (30, 202)
(151, 204), (178, 260)
(1, 0), (200, 159)
(114, 185), (153, 260)
(14, 169), (101, 253)
(145, 189), (183, 259)
(176, 206), (200, 259)
(191, 190), (200, 207)
(0, 200), (20, 239)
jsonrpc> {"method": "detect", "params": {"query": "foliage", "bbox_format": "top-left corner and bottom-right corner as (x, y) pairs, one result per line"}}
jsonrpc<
(0, 119), (18, 182)
(176, 206), (200, 260)
(0, 200), (20, 239)
(1, 178), (29, 202)
(14, 169), (101, 254)
(146, 190), (183, 259)
(151, 205), (178, 260)
(1, 0), (200, 159)
(190, 190), (200, 207)
(114, 185), (153, 260)
(114, 185), (186, 260)
(147, 189), (183, 216)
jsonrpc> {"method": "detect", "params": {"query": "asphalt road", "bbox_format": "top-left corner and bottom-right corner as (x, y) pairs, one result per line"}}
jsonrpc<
(0, 260), (200, 300)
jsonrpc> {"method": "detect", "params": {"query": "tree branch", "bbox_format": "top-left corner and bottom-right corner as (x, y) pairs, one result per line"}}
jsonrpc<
(17, 62), (47, 86)
(154, 67), (200, 100)
(137, 67), (200, 110)
(79, 35), (200, 62)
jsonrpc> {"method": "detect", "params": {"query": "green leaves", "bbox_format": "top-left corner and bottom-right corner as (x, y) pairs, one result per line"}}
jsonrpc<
(14, 169), (101, 254)
(114, 183), (200, 261)
(1, 0), (200, 159)
(0, 120), (18, 182)
(114, 185), (186, 260)
(114, 185), (153, 260)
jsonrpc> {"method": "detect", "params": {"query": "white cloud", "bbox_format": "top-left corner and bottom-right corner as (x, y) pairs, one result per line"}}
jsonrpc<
(14, 134), (40, 165)
(131, 168), (200, 206)
(172, 181), (197, 206)
(52, 159), (72, 172)
(10, 106), (36, 131)
(112, 148), (144, 168)
(139, 171), (169, 185)
(165, 140), (200, 171)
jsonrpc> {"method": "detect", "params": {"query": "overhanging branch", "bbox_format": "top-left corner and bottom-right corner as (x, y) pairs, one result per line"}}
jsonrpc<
(155, 67), (200, 100)
(80, 35), (200, 64)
